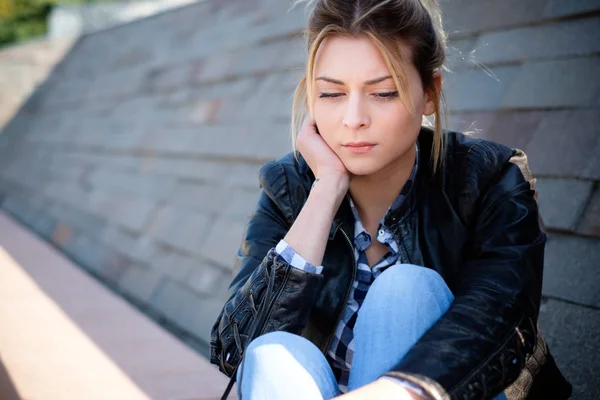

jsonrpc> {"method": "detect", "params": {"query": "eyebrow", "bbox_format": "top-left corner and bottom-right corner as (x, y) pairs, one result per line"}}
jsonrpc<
(315, 75), (393, 86)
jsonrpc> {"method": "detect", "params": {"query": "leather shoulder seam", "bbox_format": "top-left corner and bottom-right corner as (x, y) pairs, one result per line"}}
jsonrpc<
(258, 160), (294, 223)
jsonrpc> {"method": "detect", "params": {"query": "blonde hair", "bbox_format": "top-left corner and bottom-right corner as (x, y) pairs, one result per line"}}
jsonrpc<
(290, 0), (448, 173)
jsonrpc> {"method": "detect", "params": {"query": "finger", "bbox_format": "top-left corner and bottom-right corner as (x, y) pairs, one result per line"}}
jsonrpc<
(304, 113), (317, 128)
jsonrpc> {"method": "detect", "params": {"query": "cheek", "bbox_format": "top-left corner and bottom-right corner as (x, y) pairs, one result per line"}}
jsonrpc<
(380, 100), (421, 129)
(313, 105), (339, 139)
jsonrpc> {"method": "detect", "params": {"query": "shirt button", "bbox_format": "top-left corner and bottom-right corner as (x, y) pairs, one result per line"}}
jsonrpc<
(378, 229), (385, 236)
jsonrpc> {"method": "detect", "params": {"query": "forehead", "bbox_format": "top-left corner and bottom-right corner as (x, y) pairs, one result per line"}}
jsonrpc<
(314, 35), (397, 80)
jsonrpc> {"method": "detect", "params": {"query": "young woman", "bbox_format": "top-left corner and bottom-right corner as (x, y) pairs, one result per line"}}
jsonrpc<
(210, 0), (572, 399)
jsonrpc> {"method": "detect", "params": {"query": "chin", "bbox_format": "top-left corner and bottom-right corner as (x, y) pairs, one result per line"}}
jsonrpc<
(341, 157), (387, 176)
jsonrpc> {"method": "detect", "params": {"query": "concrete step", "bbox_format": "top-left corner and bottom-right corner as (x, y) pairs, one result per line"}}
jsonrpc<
(0, 211), (233, 400)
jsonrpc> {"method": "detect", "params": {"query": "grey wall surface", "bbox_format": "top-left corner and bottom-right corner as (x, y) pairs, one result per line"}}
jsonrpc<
(1, 0), (599, 397)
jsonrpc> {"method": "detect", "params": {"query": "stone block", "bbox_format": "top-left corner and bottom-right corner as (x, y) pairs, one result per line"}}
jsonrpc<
(30, 210), (58, 238)
(536, 178), (593, 231)
(170, 182), (230, 215)
(118, 264), (164, 303)
(151, 279), (225, 344)
(15, 194), (50, 231)
(542, 234), (600, 308)
(259, 3), (306, 37)
(230, 42), (288, 77)
(62, 232), (108, 274)
(43, 180), (88, 209)
(47, 201), (72, 223)
(252, 123), (294, 160)
(525, 110), (600, 180)
(441, 0), (547, 37)
(444, 65), (520, 111)
(151, 251), (196, 282)
(85, 190), (125, 221)
(184, 125), (235, 158)
(137, 129), (196, 155)
(85, 68), (144, 100)
(187, 124), (287, 162)
(543, 0), (600, 18)
(187, 264), (231, 298)
(193, 52), (239, 83)
(578, 187), (600, 237)
(115, 197), (158, 234)
(174, 99), (222, 126)
(220, 188), (261, 221)
(60, 206), (108, 240)
(1, 194), (35, 229)
(279, 39), (307, 71)
(91, 170), (175, 203)
(201, 216), (247, 270)
(146, 62), (196, 93)
(149, 278), (198, 320)
(445, 38), (478, 72)
(262, 91), (294, 121)
(129, 235), (164, 266)
(501, 57), (600, 109)
(538, 299), (600, 400)
(482, 111), (543, 152)
(148, 206), (212, 255)
(100, 225), (141, 260)
(447, 111), (498, 136)
(226, 163), (261, 190)
(140, 158), (230, 183)
(471, 17), (600, 65)
(100, 250), (135, 283)
(187, 296), (230, 344)
(51, 222), (72, 249)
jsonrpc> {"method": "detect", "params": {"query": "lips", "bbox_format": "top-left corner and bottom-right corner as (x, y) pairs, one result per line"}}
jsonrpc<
(343, 142), (376, 154)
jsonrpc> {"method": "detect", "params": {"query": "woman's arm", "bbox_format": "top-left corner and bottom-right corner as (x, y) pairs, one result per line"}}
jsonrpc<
(381, 152), (544, 399)
(210, 171), (344, 375)
(210, 115), (350, 378)
(283, 173), (348, 265)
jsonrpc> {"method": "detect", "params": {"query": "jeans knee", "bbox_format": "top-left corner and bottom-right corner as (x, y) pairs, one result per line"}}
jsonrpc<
(246, 331), (297, 353)
(362, 264), (454, 313)
(240, 331), (300, 380)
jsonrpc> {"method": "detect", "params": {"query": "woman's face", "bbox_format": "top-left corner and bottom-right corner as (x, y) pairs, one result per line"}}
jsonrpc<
(312, 35), (436, 176)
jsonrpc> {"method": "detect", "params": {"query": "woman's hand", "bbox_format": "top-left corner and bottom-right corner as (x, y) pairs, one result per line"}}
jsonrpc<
(296, 115), (350, 189)
(333, 378), (425, 400)
(282, 114), (351, 266)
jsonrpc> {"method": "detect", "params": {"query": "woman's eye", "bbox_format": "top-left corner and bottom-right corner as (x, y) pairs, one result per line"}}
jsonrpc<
(318, 91), (399, 102)
(374, 91), (399, 101)
(319, 92), (344, 99)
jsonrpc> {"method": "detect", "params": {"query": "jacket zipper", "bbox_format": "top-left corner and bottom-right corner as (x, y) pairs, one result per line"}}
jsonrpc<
(321, 226), (357, 354)
(256, 266), (290, 337)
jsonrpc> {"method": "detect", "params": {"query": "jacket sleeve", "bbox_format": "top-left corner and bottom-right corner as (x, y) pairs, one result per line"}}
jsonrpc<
(209, 171), (323, 377)
(382, 152), (544, 399)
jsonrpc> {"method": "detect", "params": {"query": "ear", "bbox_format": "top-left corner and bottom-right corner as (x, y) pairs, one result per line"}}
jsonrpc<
(423, 71), (442, 116)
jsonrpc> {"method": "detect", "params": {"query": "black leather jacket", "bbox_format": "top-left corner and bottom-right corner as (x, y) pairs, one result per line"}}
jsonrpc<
(210, 129), (572, 400)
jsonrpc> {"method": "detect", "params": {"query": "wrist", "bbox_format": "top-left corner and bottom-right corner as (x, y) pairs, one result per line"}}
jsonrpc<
(310, 174), (348, 207)
(333, 378), (423, 400)
(378, 378), (426, 400)
(312, 170), (348, 193)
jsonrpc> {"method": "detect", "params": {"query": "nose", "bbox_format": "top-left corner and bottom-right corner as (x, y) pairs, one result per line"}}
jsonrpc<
(342, 94), (370, 131)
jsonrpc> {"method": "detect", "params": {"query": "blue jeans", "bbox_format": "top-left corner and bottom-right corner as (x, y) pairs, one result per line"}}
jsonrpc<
(237, 264), (507, 400)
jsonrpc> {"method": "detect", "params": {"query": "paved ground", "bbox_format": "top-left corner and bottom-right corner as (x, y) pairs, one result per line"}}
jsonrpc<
(0, 0), (598, 398)
(0, 211), (234, 400)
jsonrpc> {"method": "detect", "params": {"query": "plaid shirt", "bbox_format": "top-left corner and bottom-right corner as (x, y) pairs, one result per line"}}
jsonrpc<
(274, 144), (420, 394)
